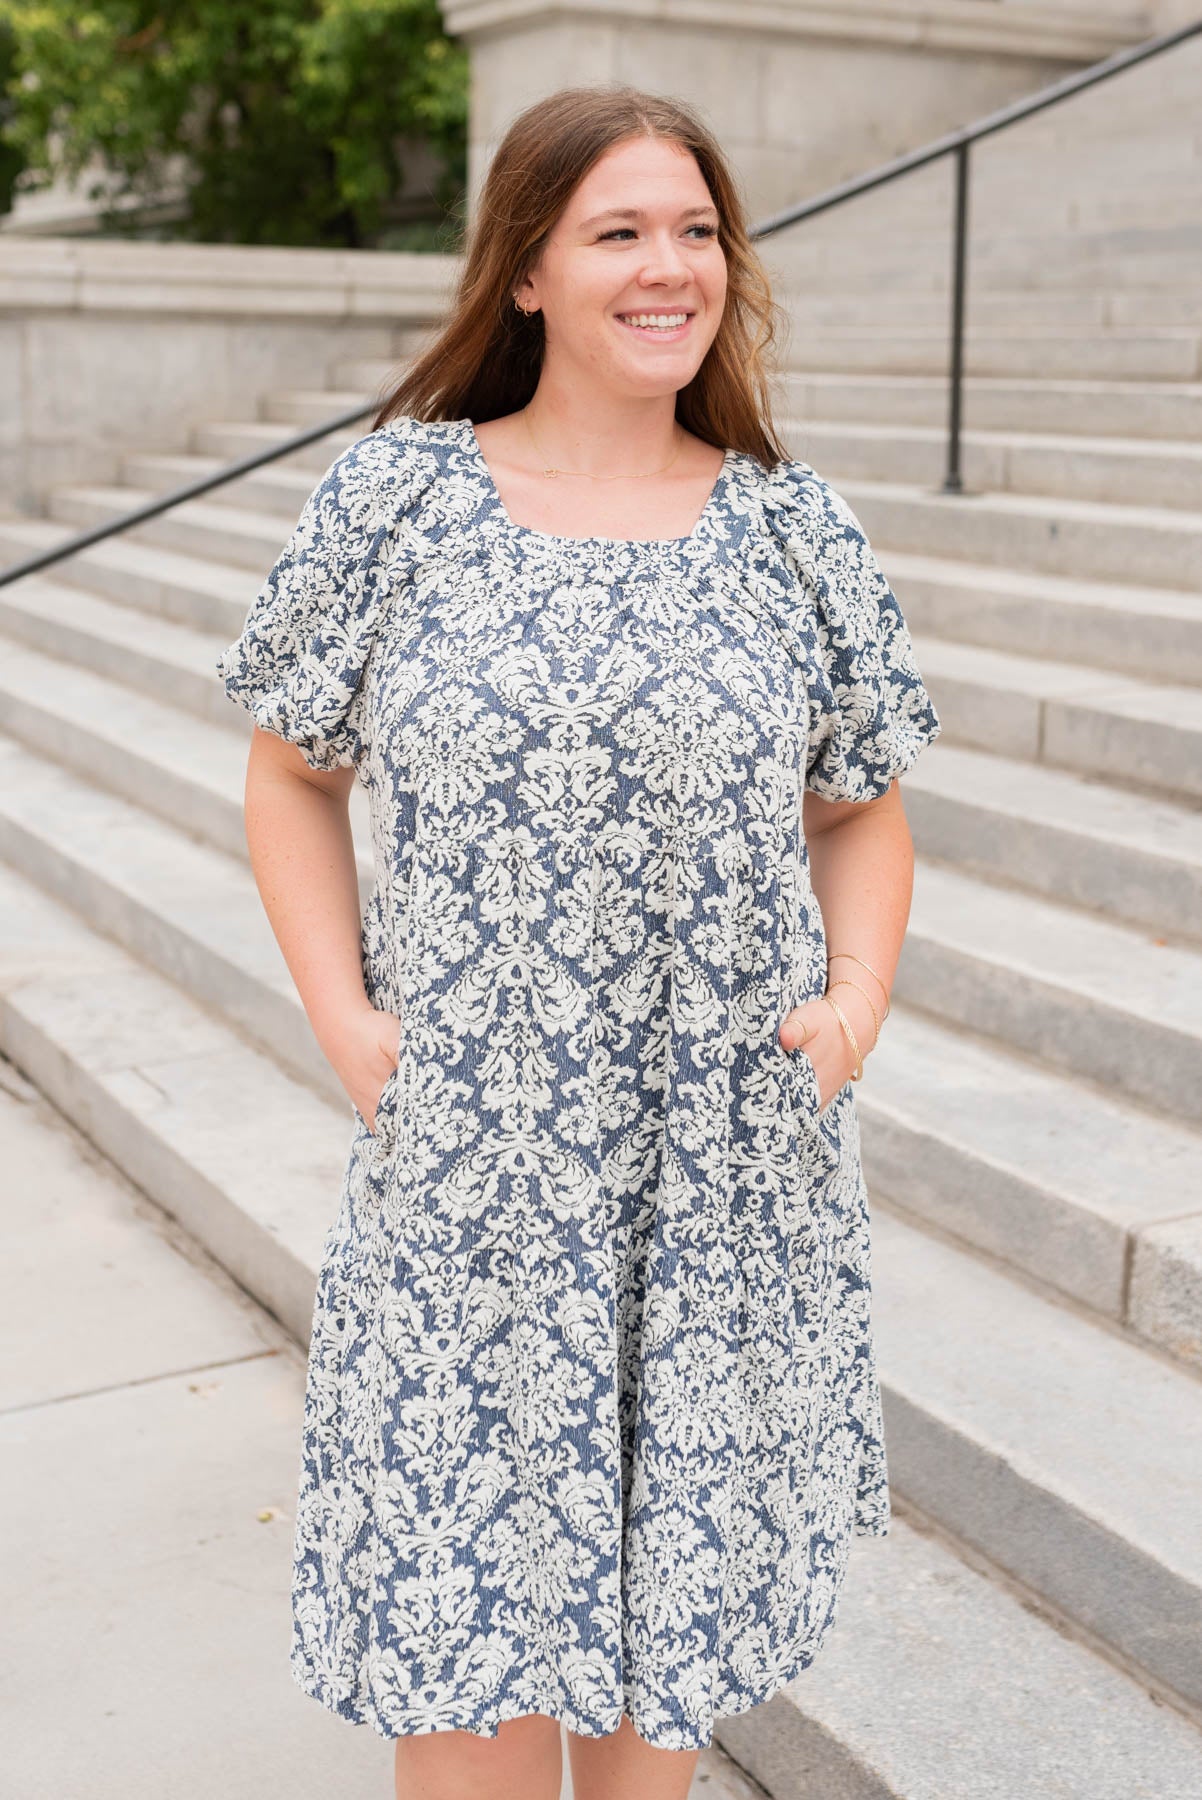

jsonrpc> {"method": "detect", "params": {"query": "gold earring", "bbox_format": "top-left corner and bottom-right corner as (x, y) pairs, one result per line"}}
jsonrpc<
(514, 296), (536, 317)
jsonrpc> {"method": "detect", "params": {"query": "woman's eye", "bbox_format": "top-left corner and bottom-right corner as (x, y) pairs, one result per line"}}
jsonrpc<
(597, 224), (718, 242)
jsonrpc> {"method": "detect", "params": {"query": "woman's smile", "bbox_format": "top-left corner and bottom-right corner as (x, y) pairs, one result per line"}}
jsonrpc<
(614, 309), (695, 340)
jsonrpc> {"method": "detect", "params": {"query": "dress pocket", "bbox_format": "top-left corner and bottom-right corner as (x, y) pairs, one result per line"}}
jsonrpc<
(367, 1060), (401, 1148)
(781, 1043), (842, 1189)
(785, 1042), (824, 1126)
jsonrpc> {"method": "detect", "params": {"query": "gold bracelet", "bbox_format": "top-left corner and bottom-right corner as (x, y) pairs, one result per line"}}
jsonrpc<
(822, 992), (864, 1081)
(827, 950), (891, 1020)
(827, 977), (882, 1052)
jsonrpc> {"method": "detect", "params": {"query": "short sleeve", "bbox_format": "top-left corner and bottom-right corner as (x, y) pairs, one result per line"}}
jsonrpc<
(760, 460), (943, 803)
(214, 424), (433, 771)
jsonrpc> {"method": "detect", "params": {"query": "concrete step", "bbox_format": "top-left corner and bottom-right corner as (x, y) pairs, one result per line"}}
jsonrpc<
(841, 474), (1202, 589)
(0, 631), (372, 886)
(3, 860), (1200, 1795)
(0, 860), (355, 1354)
(802, 290), (1202, 330)
(779, 329), (1200, 382)
(766, 244), (1202, 296)
(39, 482), (308, 576)
(767, 258), (1202, 302)
(0, 565), (246, 731)
(769, 209), (1202, 260)
(262, 385), (410, 430)
(106, 411), (1202, 594)
(775, 180), (1202, 242)
(900, 857), (1202, 1125)
(911, 631), (1202, 800)
(903, 738), (1202, 943)
(0, 635), (257, 862)
(0, 508), (317, 652)
(120, 448), (358, 523)
(778, 370), (1202, 442)
(886, 548), (1202, 685)
(0, 735), (371, 1103)
(433, 282), (1202, 330)
(173, 372), (1202, 453)
(860, 1002), (1202, 1371)
(783, 155), (1201, 206)
(191, 417), (364, 476)
(781, 416), (1202, 510)
(0, 514), (251, 635)
(720, 1505), (1202, 1798)
(868, 1203), (1202, 1717)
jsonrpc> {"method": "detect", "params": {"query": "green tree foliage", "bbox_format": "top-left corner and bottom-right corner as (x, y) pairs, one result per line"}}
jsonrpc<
(0, 1), (468, 247)
(0, 14), (29, 216)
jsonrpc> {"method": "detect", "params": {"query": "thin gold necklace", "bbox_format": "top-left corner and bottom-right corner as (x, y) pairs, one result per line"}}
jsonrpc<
(521, 408), (684, 481)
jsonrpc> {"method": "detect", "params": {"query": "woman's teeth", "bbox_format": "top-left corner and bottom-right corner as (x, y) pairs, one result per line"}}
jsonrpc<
(617, 313), (690, 332)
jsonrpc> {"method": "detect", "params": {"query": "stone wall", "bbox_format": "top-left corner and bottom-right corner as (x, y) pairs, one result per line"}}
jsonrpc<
(0, 240), (458, 511)
(440, 0), (1149, 219)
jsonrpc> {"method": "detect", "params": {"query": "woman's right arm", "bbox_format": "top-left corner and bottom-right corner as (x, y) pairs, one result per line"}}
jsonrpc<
(241, 725), (397, 1130)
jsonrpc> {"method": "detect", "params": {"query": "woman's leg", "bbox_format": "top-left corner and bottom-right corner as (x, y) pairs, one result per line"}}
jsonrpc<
(394, 1712), (563, 1800)
(567, 1713), (702, 1800)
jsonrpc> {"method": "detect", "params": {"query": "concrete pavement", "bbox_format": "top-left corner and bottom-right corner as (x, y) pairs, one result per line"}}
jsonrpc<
(0, 1057), (765, 1800)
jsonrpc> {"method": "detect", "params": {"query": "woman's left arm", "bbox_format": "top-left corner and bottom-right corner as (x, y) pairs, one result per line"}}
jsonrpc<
(779, 780), (915, 1106)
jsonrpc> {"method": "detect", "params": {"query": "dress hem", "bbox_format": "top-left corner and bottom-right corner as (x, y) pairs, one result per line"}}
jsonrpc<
(290, 1560), (888, 1757)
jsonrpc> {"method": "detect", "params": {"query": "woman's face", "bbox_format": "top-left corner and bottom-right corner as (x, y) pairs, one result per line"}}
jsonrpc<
(516, 135), (728, 402)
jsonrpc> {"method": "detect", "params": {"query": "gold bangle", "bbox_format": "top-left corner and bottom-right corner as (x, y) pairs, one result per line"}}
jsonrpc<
(827, 978), (882, 1052)
(822, 992), (864, 1080)
(827, 950), (891, 1020)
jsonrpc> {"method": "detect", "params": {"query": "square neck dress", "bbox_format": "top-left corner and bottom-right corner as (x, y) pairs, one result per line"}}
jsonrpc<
(215, 411), (943, 1751)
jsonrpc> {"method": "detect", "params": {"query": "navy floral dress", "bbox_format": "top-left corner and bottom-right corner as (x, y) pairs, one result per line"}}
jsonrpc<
(216, 414), (942, 1750)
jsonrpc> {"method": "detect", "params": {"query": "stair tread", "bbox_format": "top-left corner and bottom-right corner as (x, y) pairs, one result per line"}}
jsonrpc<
(0, 858), (353, 1288)
(834, 473), (1202, 534)
(0, 637), (374, 872)
(785, 416), (1202, 460)
(0, 735), (296, 999)
(785, 369), (1202, 400)
(783, 1511), (1202, 1799)
(0, 636), (252, 786)
(907, 858), (1202, 1038)
(872, 1203), (1202, 1577)
(908, 736), (1202, 876)
(884, 546), (1202, 619)
(3, 569), (230, 667)
(0, 514), (254, 602)
(911, 632), (1202, 717)
(780, 325), (1202, 344)
(47, 482), (299, 540)
(866, 1003), (1202, 1239)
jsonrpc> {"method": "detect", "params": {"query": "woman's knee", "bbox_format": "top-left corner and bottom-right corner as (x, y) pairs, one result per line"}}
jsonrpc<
(393, 1712), (563, 1800)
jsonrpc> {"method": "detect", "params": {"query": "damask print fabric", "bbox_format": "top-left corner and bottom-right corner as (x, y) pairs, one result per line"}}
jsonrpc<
(215, 415), (942, 1750)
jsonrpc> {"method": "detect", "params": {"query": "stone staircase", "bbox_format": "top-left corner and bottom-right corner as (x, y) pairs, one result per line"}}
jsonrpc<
(3, 32), (1202, 1800)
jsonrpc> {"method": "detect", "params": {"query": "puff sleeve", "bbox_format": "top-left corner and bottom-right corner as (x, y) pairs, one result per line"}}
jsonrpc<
(215, 424), (433, 771)
(761, 459), (943, 803)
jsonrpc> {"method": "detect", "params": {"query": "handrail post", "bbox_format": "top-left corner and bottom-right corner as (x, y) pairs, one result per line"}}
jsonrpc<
(943, 140), (971, 494)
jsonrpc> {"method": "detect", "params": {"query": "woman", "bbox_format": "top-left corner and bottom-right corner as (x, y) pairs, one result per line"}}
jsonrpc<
(217, 85), (941, 1800)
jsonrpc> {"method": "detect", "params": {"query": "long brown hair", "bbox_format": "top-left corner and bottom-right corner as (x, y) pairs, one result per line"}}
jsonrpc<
(369, 85), (791, 467)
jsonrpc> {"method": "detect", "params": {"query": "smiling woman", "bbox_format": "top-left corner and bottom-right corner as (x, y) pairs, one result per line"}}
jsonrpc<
(459, 131), (736, 541)
(218, 80), (942, 1800)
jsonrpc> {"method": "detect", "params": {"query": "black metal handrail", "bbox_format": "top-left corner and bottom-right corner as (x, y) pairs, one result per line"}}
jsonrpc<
(751, 14), (1202, 494)
(2, 13), (1199, 591)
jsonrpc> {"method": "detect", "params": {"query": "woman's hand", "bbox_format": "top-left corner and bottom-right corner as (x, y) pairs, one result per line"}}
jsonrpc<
(779, 979), (881, 1109)
(779, 1000), (855, 1110)
(327, 1002), (401, 1133)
